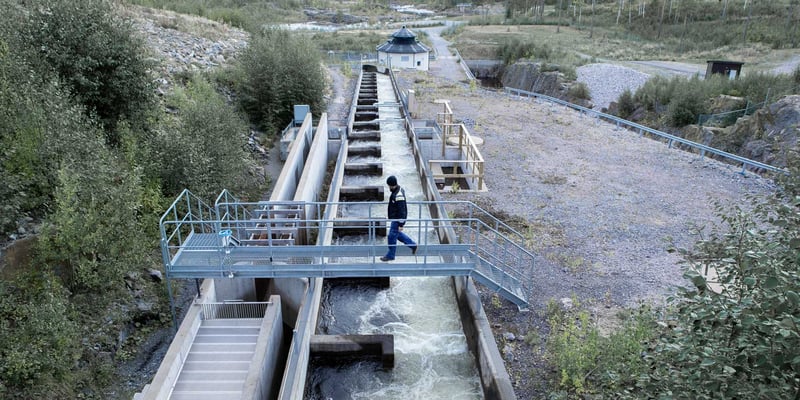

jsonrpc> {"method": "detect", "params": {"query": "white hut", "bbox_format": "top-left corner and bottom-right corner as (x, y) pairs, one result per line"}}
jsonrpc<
(376, 26), (430, 71)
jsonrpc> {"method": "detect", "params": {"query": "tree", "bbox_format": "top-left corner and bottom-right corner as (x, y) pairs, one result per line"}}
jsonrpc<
(237, 28), (326, 134)
(153, 75), (263, 199)
(4, 0), (154, 146)
(0, 273), (80, 399)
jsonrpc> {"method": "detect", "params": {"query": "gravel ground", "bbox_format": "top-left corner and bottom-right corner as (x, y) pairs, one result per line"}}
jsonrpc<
(395, 67), (774, 397)
(577, 63), (651, 111)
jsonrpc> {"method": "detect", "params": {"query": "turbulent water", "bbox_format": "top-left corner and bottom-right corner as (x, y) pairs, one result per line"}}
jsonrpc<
(306, 73), (482, 400)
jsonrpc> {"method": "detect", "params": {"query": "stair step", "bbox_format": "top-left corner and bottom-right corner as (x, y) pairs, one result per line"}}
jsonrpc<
(181, 360), (250, 372)
(177, 370), (249, 381)
(190, 343), (257, 353)
(202, 318), (262, 327)
(173, 379), (245, 392)
(187, 351), (254, 362)
(198, 326), (261, 335)
(170, 391), (243, 400)
(193, 334), (258, 344)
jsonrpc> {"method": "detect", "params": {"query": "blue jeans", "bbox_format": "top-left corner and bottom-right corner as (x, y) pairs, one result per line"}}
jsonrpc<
(385, 221), (416, 259)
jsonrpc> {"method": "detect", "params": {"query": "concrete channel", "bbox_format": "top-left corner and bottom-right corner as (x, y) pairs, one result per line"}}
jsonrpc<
(136, 65), (516, 400)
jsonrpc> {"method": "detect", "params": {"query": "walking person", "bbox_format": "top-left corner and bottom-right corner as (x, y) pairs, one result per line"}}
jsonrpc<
(381, 175), (417, 261)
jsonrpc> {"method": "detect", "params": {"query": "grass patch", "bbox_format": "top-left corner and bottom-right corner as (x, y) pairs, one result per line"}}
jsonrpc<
(545, 298), (658, 398)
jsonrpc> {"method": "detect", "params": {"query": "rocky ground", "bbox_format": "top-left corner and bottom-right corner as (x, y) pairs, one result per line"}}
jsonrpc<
(124, 6), (779, 399)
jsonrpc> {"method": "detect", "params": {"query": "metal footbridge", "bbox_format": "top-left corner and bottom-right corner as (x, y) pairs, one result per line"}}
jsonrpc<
(160, 189), (533, 310)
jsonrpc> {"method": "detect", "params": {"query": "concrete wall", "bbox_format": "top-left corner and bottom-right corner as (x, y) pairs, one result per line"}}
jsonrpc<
(295, 113), (330, 243)
(270, 112), (315, 202)
(453, 276), (516, 399)
(276, 113), (344, 400)
(212, 276), (256, 301)
(138, 280), (216, 400)
(268, 278), (307, 329)
(242, 295), (284, 400)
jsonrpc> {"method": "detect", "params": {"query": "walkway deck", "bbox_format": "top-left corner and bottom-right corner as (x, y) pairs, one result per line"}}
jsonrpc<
(160, 192), (533, 310)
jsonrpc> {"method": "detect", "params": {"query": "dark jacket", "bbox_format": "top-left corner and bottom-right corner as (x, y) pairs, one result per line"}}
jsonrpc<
(387, 186), (408, 226)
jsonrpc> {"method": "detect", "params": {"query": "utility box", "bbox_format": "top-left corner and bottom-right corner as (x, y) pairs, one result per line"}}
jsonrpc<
(294, 105), (310, 126)
(706, 60), (744, 80)
(279, 105), (312, 161)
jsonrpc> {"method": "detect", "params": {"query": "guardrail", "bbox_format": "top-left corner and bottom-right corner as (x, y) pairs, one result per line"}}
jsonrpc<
(200, 301), (271, 319)
(504, 87), (785, 175)
(452, 47), (475, 81)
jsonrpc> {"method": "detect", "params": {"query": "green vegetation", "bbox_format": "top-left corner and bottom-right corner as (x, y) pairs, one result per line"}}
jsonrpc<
(499, 0), (800, 52)
(621, 70), (799, 130)
(126, 0), (305, 31)
(0, 0), (321, 397)
(544, 166), (800, 398)
(545, 299), (656, 397)
(5, 0), (155, 145)
(237, 28), (326, 132)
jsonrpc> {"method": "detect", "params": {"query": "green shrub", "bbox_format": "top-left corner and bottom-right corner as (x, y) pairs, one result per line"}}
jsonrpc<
(546, 299), (657, 398)
(154, 74), (262, 199)
(4, 0), (155, 145)
(666, 89), (704, 127)
(616, 89), (636, 118)
(0, 273), (81, 398)
(568, 82), (590, 101)
(236, 28), (325, 133)
(637, 193), (800, 399)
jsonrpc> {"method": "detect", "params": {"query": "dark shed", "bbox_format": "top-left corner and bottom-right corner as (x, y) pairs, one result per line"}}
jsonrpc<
(706, 60), (744, 80)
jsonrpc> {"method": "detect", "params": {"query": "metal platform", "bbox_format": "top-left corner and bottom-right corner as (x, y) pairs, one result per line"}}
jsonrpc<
(160, 190), (533, 310)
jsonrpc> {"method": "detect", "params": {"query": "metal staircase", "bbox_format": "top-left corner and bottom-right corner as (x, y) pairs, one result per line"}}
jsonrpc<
(160, 190), (533, 310)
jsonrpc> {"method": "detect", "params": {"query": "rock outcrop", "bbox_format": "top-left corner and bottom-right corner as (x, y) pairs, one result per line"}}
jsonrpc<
(500, 61), (566, 97)
(499, 61), (591, 108)
(684, 95), (800, 168)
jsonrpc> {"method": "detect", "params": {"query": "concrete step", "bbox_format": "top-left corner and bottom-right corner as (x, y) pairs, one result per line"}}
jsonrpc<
(190, 342), (256, 353)
(193, 333), (258, 344)
(181, 360), (250, 372)
(187, 351), (254, 362)
(197, 326), (261, 336)
(173, 379), (245, 392)
(170, 390), (243, 400)
(202, 318), (262, 327)
(177, 370), (249, 382)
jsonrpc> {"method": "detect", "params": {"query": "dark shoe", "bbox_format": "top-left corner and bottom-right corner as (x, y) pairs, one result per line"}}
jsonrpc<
(380, 256), (393, 262)
(411, 246), (417, 255)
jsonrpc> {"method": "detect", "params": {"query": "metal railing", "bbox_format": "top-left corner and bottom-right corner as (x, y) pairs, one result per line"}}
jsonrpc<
(159, 196), (533, 302)
(159, 189), (219, 261)
(504, 87), (785, 175)
(429, 99), (486, 190)
(200, 301), (271, 319)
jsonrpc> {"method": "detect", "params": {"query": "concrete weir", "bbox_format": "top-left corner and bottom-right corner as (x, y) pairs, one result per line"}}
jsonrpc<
(136, 65), (517, 400)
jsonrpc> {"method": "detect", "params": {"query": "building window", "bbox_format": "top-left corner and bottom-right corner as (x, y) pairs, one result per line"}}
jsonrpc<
(401, 55), (409, 62)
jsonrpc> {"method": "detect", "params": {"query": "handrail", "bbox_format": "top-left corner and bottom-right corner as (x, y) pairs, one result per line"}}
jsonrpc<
(504, 87), (786, 175)
(200, 301), (271, 319)
(160, 199), (534, 302)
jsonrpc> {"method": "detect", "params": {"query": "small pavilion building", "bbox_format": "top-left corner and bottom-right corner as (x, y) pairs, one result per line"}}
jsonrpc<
(376, 26), (430, 71)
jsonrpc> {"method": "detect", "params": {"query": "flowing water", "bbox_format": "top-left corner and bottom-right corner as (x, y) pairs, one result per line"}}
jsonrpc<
(305, 73), (482, 399)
